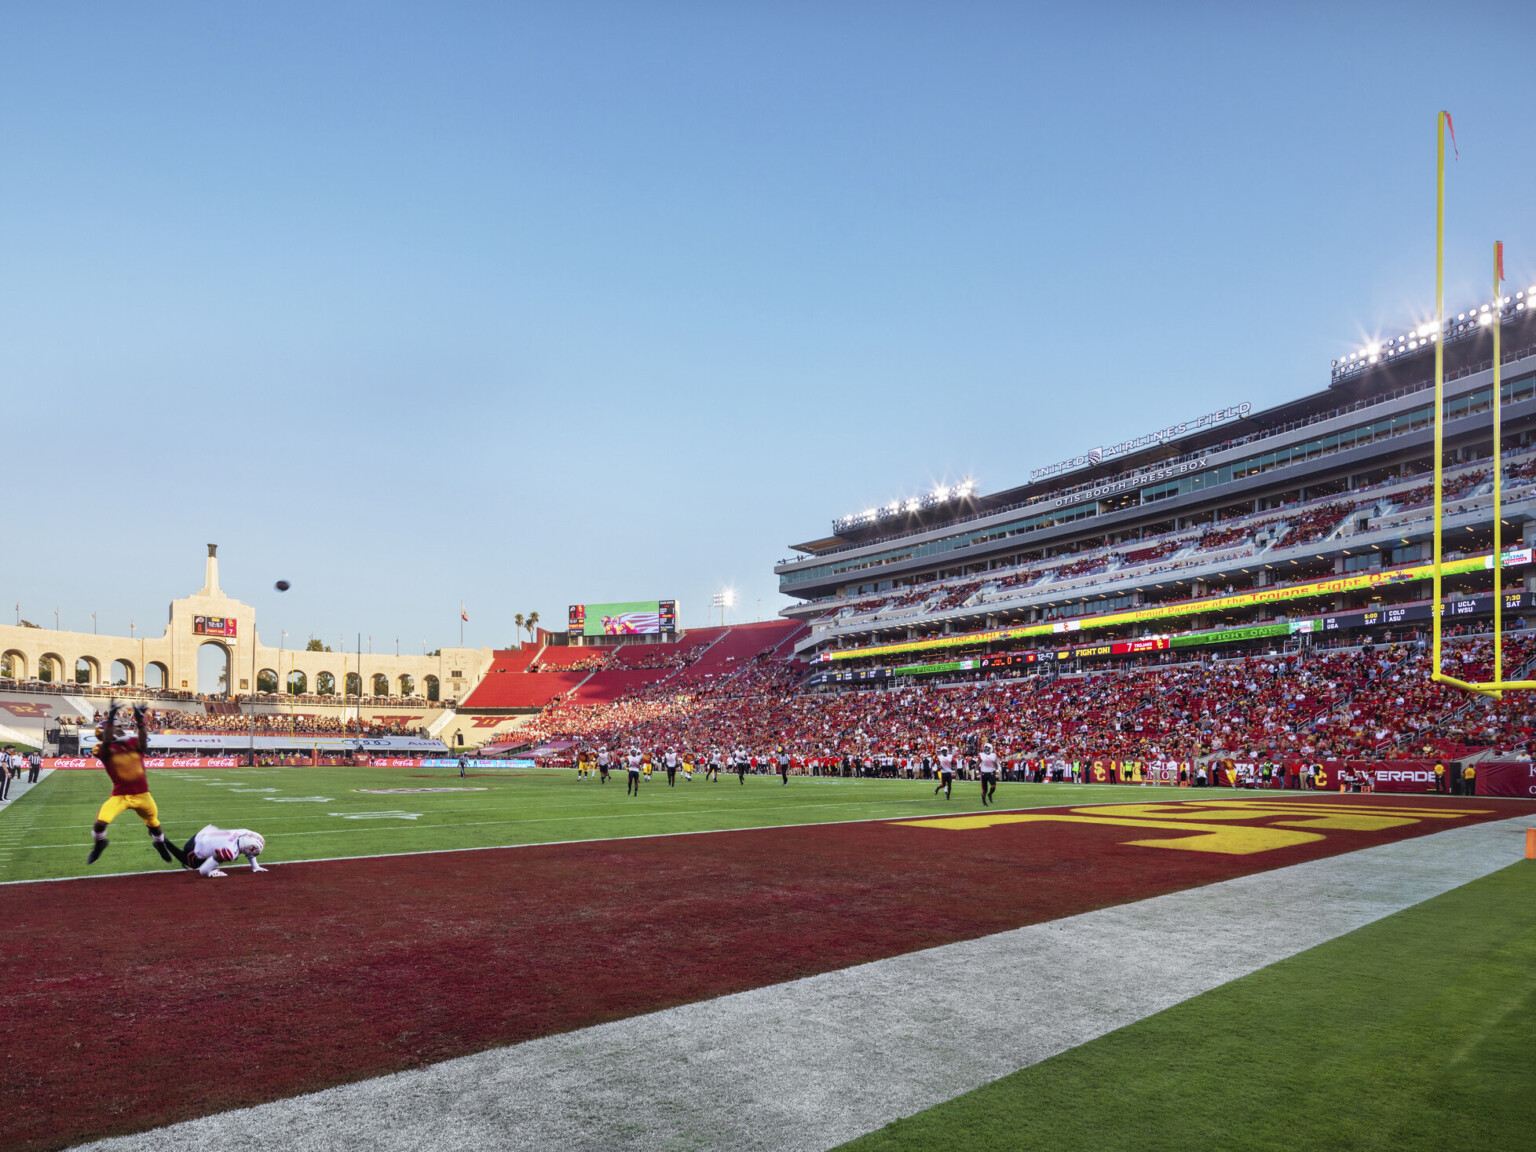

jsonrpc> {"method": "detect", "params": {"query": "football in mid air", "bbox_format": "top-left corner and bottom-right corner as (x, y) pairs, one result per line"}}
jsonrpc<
(274, 580), (291, 592)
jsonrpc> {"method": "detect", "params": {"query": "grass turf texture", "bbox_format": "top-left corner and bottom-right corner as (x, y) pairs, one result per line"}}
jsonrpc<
(840, 857), (1536, 1152)
(0, 765), (1263, 883)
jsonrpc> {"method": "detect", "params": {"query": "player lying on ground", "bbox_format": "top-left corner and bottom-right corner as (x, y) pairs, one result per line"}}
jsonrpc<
(181, 825), (267, 877)
(88, 703), (183, 865)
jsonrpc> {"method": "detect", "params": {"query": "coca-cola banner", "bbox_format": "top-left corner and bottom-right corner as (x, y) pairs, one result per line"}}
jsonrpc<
(1474, 760), (1536, 797)
(45, 756), (243, 769)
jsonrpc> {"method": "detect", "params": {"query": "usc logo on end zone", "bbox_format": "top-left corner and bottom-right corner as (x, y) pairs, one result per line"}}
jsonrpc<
(896, 800), (1490, 856)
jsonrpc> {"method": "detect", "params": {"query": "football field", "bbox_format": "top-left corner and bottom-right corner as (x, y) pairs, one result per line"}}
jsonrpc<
(2, 766), (1534, 1152)
(0, 763), (1251, 884)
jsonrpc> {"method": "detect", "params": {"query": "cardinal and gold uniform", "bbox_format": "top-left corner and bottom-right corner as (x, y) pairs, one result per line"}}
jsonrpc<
(96, 731), (162, 827)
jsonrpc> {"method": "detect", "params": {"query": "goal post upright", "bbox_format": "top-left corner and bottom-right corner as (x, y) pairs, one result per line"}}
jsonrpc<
(1431, 109), (1449, 692)
(1492, 240), (1504, 687)
(1428, 110), (1516, 697)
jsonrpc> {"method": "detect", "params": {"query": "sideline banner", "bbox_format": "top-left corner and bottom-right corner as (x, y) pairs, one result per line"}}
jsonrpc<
(368, 757), (537, 769)
(1475, 760), (1536, 797)
(44, 756), (244, 769)
(1361, 762), (1439, 793)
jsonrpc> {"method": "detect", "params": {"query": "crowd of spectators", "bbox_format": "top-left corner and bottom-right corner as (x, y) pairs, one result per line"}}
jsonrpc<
(931, 581), (984, 611)
(529, 654), (609, 673)
(1197, 524), (1253, 550)
(1116, 541), (1181, 567)
(517, 632), (1536, 767)
(1273, 501), (1355, 549)
(108, 709), (434, 739)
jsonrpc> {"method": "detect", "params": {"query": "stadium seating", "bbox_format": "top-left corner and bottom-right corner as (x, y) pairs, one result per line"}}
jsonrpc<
(572, 669), (672, 704)
(461, 670), (589, 709)
(530, 646), (612, 671)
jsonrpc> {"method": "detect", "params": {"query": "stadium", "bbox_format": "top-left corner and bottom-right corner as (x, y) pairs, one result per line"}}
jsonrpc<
(5, 8), (1536, 1148)
(4, 293), (1536, 1152)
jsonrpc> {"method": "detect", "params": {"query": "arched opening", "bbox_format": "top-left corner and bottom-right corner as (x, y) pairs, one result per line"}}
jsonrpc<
(256, 668), (279, 694)
(38, 653), (63, 683)
(316, 671), (336, 696)
(1, 650), (26, 680)
(145, 661), (168, 690)
(197, 642), (231, 696)
(75, 656), (100, 685)
(110, 659), (136, 686)
(425, 674), (440, 702)
(286, 670), (308, 695)
(372, 673), (390, 697)
(345, 672), (362, 697)
(398, 674), (415, 697)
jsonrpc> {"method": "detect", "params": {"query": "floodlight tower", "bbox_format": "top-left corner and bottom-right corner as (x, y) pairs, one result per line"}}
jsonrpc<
(712, 588), (736, 627)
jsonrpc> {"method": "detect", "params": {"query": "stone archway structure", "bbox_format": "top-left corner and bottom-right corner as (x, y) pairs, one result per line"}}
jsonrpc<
(0, 545), (491, 701)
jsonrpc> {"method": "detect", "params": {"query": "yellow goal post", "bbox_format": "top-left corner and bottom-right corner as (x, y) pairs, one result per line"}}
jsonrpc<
(1429, 110), (1518, 697)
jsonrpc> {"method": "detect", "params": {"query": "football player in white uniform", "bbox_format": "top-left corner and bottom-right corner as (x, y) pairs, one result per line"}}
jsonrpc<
(934, 747), (955, 799)
(978, 743), (1000, 806)
(626, 748), (643, 796)
(182, 825), (266, 877)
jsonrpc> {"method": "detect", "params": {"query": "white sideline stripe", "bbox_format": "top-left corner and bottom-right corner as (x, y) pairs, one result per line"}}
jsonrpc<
(72, 815), (1536, 1152)
(0, 790), (1286, 887)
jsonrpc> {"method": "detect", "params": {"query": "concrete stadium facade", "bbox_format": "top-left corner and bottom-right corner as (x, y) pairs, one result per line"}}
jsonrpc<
(0, 547), (491, 703)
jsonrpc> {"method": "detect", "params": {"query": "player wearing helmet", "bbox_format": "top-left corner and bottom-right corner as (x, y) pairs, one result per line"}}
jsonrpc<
(597, 747), (611, 784)
(627, 748), (643, 796)
(664, 748), (679, 787)
(87, 703), (183, 866)
(182, 825), (267, 877)
(979, 743), (1000, 806)
(934, 747), (955, 800)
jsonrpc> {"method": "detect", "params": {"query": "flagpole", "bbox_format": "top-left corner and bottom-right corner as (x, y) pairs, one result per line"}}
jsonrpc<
(1431, 111), (1447, 688)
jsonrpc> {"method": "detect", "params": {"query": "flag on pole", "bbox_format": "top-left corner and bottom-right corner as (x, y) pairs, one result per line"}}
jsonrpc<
(1444, 111), (1458, 159)
(1495, 241), (1504, 287)
(461, 604), (469, 623)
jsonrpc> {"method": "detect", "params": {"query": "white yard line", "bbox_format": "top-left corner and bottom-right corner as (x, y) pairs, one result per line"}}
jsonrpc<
(72, 814), (1536, 1152)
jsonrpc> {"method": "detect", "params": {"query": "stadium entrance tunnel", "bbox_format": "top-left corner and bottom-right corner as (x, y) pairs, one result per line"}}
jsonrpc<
(197, 641), (230, 695)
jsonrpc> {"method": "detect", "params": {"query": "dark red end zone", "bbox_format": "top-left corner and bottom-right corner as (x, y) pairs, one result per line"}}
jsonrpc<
(1, 794), (1528, 1151)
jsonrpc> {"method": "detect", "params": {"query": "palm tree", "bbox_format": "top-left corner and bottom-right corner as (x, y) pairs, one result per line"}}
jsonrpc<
(514, 613), (525, 646)
(526, 611), (540, 643)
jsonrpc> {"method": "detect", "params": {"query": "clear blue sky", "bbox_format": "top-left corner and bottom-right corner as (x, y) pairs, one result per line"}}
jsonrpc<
(3, 2), (1533, 652)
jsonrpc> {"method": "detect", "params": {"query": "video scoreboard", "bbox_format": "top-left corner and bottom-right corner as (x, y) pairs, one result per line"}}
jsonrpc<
(567, 600), (678, 637)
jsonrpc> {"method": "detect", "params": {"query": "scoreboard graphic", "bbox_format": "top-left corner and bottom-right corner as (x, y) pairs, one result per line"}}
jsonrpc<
(568, 600), (678, 637)
(193, 616), (237, 638)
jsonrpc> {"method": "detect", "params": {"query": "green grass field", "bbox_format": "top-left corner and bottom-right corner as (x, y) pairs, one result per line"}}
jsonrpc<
(840, 859), (1536, 1152)
(0, 765), (1254, 883)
